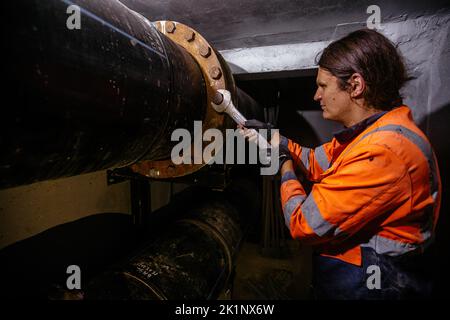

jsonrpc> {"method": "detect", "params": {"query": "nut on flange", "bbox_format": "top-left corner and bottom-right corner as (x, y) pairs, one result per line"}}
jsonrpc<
(212, 91), (224, 105)
(199, 45), (212, 58)
(184, 30), (196, 42)
(166, 21), (176, 33)
(210, 66), (222, 80)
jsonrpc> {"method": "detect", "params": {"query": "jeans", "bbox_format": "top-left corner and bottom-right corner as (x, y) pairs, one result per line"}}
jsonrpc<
(312, 247), (433, 299)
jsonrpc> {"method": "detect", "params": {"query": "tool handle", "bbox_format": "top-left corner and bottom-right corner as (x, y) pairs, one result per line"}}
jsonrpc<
(212, 89), (272, 158)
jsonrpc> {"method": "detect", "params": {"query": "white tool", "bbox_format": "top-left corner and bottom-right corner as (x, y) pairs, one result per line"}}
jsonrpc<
(211, 89), (271, 150)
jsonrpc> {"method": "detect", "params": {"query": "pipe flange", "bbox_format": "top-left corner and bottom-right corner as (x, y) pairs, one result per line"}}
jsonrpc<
(130, 21), (227, 179)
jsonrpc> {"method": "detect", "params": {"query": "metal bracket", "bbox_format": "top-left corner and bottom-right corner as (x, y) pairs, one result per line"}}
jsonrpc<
(107, 164), (231, 190)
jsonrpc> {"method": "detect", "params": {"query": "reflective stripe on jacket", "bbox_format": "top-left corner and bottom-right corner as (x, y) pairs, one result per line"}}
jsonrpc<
(280, 106), (441, 266)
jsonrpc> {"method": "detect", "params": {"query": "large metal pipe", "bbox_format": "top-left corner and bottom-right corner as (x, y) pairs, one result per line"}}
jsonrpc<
(0, 0), (261, 189)
(85, 198), (242, 300)
(83, 178), (259, 300)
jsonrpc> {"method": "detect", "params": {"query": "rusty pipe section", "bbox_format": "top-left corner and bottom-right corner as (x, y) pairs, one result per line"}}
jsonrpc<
(0, 0), (260, 189)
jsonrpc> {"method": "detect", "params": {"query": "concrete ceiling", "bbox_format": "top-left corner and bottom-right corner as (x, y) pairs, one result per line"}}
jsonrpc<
(121, 0), (449, 50)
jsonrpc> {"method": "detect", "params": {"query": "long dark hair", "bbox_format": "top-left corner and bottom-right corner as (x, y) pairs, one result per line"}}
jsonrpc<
(317, 29), (409, 110)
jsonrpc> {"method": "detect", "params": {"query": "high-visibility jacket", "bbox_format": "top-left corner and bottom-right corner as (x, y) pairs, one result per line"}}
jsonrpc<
(280, 106), (441, 266)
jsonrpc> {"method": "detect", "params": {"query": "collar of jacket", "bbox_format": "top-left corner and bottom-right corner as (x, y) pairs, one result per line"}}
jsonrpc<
(333, 111), (388, 144)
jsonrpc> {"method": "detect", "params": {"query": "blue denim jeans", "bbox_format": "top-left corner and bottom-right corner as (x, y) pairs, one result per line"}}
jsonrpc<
(312, 247), (433, 299)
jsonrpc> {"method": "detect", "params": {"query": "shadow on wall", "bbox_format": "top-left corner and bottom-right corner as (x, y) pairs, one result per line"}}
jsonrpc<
(419, 103), (450, 298)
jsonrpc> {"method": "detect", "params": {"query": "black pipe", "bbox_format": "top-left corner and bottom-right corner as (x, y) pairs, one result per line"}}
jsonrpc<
(1, 0), (207, 188)
(85, 202), (241, 300)
(83, 179), (261, 300)
(1, 0), (265, 189)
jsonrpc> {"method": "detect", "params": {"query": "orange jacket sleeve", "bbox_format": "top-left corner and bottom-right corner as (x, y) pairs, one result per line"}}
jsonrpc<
(280, 143), (410, 245)
(280, 136), (333, 181)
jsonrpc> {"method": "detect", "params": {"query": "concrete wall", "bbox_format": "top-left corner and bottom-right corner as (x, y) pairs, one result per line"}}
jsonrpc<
(124, 0), (449, 50)
(221, 13), (450, 133)
(0, 170), (131, 249)
(0, 170), (190, 250)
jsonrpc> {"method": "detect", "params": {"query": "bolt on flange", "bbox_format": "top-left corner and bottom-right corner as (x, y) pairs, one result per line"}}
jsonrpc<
(166, 21), (176, 33)
(199, 45), (211, 58)
(210, 66), (222, 80)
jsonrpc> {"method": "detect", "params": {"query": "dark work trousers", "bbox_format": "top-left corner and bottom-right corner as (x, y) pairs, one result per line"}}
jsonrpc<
(312, 247), (433, 299)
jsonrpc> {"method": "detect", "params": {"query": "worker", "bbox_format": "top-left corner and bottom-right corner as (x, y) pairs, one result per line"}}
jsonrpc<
(242, 29), (441, 299)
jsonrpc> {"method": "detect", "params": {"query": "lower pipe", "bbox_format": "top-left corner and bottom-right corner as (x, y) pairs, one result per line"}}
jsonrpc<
(84, 184), (255, 300)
